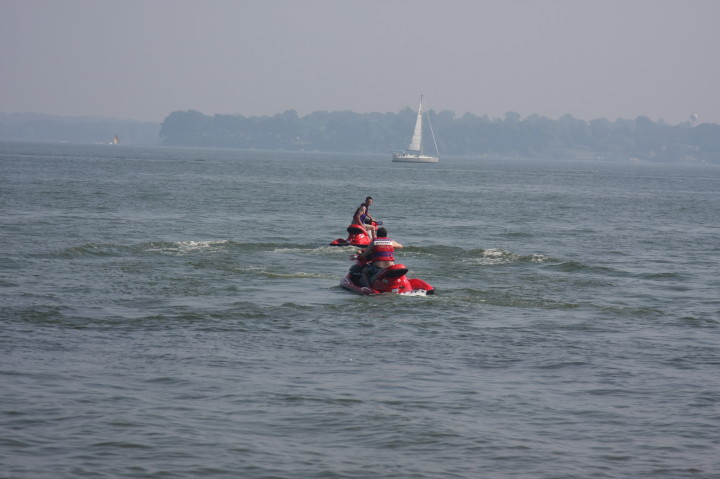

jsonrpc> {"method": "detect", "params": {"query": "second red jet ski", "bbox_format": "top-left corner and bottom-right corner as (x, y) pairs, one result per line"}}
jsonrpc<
(329, 221), (382, 247)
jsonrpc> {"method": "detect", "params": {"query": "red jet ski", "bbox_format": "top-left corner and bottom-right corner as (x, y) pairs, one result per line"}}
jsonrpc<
(340, 253), (435, 296)
(329, 221), (382, 247)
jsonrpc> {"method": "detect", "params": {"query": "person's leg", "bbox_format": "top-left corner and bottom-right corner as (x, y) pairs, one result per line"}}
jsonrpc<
(361, 264), (376, 287)
(360, 266), (369, 287)
(349, 264), (363, 283)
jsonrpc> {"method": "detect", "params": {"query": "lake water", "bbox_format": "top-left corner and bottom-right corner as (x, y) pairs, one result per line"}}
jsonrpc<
(2, 142), (719, 478)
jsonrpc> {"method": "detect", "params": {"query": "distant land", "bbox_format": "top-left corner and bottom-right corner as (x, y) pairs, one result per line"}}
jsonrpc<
(0, 113), (161, 146)
(2, 110), (719, 164)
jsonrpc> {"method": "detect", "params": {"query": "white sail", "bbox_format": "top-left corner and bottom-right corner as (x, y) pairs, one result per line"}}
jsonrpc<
(407, 99), (423, 152)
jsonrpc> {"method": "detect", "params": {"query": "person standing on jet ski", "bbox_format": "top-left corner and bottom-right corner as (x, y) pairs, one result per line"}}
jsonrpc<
(353, 196), (377, 240)
(360, 227), (403, 287)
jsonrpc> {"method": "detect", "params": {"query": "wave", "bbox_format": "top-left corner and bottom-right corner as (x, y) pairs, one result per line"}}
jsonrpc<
(274, 245), (358, 256)
(145, 239), (232, 253)
(50, 243), (133, 258)
(50, 241), (554, 266)
(542, 260), (610, 275)
(49, 240), (318, 259)
(466, 248), (551, 265)
(440, 247), (553, 266)
(543, 261), (688, 284)
(259, 270), (335, 280)
(429, 288), (578, 310)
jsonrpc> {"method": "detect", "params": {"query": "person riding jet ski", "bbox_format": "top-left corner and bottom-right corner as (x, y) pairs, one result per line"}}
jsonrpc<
(353, 196), (377, 241)
(359, 227), (403, 287)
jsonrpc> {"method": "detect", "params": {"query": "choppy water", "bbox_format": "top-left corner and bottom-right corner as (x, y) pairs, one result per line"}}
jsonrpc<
(2, 142), (719, 478)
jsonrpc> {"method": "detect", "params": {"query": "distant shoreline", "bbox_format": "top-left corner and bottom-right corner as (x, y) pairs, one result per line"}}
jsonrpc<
(2, 110), (718, 164)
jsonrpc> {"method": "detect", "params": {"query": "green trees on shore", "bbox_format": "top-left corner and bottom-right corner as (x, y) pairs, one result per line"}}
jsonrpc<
(160, 109), (719, 163)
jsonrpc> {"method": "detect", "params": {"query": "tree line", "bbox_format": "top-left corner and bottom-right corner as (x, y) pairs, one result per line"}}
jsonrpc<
(160, 109), (720, 163)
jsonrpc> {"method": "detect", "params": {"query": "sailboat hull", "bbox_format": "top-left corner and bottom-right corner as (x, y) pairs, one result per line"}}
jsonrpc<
(392, 152), (439, 163)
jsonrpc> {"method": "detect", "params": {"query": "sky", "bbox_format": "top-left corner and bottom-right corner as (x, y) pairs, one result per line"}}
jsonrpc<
(1, 0), (719, 124)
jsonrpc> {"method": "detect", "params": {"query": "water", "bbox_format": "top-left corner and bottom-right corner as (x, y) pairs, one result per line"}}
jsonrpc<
(2, 142), (719, 478)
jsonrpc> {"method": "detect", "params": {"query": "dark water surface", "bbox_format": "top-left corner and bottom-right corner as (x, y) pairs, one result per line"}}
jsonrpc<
(2, 142), (719, 478)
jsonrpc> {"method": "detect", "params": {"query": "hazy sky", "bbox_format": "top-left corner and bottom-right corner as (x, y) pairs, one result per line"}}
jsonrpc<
(2, 0), (718, 124)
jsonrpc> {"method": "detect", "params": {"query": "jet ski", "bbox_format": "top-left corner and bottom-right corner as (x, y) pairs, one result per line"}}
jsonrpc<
(340, 253), (435, 295)
(329, 220), (383, 247)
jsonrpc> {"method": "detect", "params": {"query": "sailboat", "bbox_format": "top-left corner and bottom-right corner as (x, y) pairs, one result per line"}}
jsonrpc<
(392, 95), (439, 163)
(112, 135), (120, 145)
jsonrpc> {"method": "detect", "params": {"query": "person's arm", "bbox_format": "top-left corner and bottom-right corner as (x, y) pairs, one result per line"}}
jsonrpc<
(392, 240), (403, 248)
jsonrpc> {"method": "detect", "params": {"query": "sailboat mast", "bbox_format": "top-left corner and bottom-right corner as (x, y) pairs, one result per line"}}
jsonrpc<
(427, 114), (439, 160)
